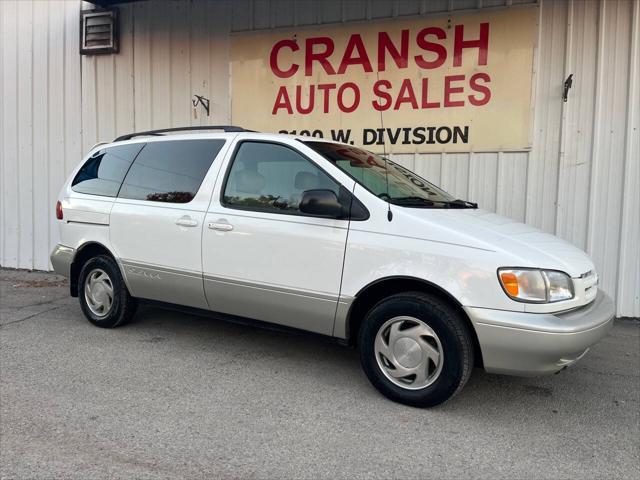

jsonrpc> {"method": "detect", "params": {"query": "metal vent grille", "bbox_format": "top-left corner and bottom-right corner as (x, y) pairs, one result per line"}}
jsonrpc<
(80, 9), (118, 55)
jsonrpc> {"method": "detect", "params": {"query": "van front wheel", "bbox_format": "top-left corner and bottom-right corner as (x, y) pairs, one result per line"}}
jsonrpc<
(78, 255), (137, 328)
(358, 292), (474, 407)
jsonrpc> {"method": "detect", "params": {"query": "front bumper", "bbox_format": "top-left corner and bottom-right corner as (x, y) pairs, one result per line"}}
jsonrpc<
(50, 244), (75, 278)
(465, 291), (615, 376)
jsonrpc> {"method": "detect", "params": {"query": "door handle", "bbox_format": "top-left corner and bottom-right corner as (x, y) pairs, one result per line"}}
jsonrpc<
(176, 216), (198, 227)
(208, 222), (233, 232)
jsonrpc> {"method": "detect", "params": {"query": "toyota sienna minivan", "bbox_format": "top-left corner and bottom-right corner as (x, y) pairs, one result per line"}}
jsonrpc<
(51, 126), (614, 407)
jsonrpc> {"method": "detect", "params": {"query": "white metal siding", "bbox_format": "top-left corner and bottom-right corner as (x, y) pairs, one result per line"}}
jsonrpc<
(1, 0), (83, 272)
(0, 0), (638, 317)
(229, 0), (538, 31)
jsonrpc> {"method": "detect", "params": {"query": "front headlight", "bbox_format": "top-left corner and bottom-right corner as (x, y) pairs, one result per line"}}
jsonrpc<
(498, 268), (574, 303)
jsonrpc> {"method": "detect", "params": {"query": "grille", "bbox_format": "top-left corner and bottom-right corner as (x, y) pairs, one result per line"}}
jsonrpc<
(581, 270), (599, 302)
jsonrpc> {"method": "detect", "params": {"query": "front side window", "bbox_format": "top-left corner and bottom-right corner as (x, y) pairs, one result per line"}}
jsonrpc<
(304, 141), (475, 208)
(71, 143), (144, 197)
(222, 141), (340, 215)
(118, 139), (225, 203)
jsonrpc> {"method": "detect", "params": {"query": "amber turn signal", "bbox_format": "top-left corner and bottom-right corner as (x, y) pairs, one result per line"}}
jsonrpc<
(499, 271), (519, 297)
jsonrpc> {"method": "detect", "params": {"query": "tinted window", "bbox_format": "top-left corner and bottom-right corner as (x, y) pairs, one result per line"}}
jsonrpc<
(222, 142), (340, 215)
(71, 143), (144, 197)
(118, 140), (224, 203)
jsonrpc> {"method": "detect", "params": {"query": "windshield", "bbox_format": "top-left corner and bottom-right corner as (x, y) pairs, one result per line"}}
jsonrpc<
(303, 141), (476, 208)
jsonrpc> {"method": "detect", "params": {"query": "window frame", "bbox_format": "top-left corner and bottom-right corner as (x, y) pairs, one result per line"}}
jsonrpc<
(219, 139), (354, 220)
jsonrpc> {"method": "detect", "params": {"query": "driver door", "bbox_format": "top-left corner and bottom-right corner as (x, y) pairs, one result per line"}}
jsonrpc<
(201, 140), (354, 335)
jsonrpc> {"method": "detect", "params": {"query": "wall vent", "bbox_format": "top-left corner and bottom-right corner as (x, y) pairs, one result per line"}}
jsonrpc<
(80, 9), (119, 55)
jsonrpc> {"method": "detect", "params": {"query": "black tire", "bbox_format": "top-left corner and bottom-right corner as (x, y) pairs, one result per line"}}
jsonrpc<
(78, 254), (137, 328)
(358, 292), (474, 408)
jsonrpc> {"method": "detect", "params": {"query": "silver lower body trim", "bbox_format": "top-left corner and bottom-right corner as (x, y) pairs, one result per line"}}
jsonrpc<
(50, 244), (75, 278)
(120, 260), (209, 310)
(203, 274), (340, 336)
(118, 262), (344, 335)
(465, 291), (615, 376)
(333, 297), (354, 339)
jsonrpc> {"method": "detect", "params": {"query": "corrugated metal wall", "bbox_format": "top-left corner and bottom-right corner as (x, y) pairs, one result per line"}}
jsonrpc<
(0, 0), (638, 317)
(0, 0), (83, 273)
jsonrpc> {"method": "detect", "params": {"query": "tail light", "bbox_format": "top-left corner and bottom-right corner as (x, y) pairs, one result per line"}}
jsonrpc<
(55, 201), (63, 220)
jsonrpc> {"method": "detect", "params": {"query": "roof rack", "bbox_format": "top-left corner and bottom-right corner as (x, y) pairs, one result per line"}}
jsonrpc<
(114, 125), (251, 142)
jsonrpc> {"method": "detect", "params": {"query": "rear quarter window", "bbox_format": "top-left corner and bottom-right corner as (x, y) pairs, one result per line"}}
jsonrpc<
(118, 139), (225, 203)
(71, 143), (144, 197)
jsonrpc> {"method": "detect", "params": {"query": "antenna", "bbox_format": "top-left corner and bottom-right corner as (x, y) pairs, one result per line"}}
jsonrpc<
(376, 72), (393, 222)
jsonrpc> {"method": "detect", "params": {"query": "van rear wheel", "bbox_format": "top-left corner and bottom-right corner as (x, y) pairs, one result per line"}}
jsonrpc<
(358, 292), (474, 407)
(78, 255), (137, 328)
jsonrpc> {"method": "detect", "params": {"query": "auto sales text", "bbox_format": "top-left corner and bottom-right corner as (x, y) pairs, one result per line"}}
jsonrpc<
(270, 22), (491, 115)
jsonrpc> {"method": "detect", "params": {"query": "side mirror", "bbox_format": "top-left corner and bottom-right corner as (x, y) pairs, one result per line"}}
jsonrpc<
(299, 189), (345, 218)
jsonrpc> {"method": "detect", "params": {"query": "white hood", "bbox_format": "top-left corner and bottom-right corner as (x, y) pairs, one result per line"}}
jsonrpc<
(395, 208), (595, 278)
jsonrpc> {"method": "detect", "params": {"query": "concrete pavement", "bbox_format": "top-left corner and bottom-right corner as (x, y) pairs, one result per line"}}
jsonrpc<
(1, 269), (638, 479)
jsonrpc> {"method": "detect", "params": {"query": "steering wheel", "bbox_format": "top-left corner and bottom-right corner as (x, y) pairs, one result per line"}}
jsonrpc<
(378, 193), (391, 200)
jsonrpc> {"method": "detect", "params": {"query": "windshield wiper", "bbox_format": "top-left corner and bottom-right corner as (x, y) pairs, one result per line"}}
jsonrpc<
(389, 196), (437, 206)
(390, 197), (478, 209)
(444, 199), (478, 209)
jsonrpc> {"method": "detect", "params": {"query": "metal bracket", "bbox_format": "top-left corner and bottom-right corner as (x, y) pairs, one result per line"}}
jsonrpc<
(563, 74), (573, 102)
(192, 95), (210, 116)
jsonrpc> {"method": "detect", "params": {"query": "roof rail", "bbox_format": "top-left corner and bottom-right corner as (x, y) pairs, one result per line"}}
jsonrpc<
(114, 125), (251, 142)
(89, 141), (109, 151)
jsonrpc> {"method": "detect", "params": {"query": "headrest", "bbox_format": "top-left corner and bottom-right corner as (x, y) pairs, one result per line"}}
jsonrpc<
(294, 171), (319, 190)
(235, 169), (266, 194)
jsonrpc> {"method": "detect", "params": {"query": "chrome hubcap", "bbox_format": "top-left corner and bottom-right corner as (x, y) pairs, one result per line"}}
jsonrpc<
(84, 268), (114, 317)
(374, 316), (443, 390)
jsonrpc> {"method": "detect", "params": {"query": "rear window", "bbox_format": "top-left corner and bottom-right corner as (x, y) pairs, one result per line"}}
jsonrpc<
(118, 139), (225, 203)
(71, 143), (144, 197)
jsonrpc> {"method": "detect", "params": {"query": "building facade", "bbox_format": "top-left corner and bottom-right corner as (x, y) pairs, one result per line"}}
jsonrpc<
(0, 0), (638, 317)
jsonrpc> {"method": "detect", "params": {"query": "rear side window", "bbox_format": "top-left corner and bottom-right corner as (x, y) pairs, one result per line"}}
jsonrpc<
(118, 139), (225, 203)
(71, 143), (144, 197)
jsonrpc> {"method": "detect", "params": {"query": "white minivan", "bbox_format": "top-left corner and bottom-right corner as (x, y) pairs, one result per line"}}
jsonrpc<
(51, 126), (614, 407)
